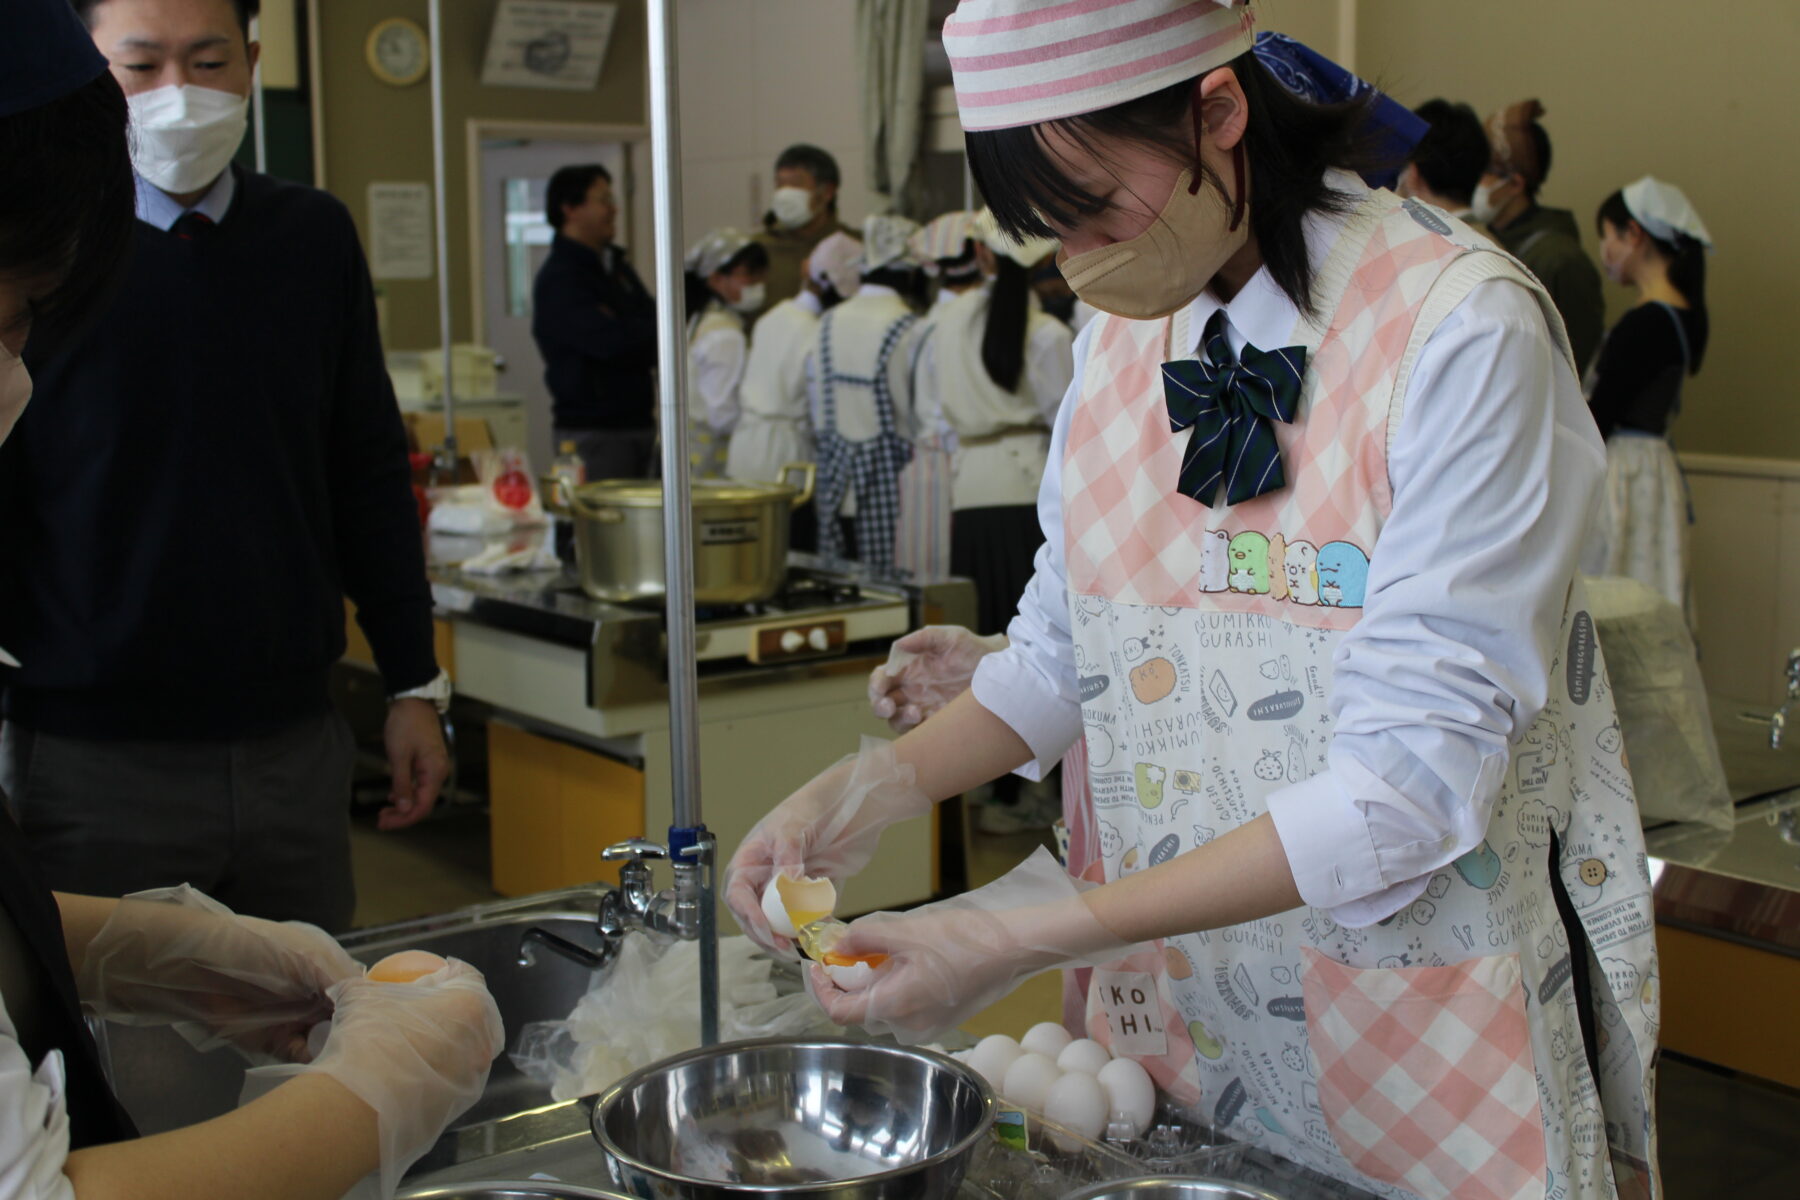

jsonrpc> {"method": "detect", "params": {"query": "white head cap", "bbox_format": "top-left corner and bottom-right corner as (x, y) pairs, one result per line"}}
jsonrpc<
(685, 227), (755, 278)
(974, 207), (1059, 267)
(944, 0), (1259, 133)
(861, 214), (923, 272)
(1621, 176), (1713, 250)
(908, 211), (981, 270)
(808, 231), (866, 298)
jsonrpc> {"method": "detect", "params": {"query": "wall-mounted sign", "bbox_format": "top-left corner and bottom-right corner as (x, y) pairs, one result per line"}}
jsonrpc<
(481, 1), (618, 91)
(368, 182), (434, 281)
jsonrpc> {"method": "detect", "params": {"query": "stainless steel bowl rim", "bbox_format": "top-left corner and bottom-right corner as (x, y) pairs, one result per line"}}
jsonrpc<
(590, 1037), (996, 1194)
(397, 1180), (638, 1200)
(573, 478), (802, 509)
(1060, 1177), (1289, 1200)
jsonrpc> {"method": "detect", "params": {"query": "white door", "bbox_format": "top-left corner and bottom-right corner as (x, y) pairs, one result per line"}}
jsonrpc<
(477, 137), (645, 471)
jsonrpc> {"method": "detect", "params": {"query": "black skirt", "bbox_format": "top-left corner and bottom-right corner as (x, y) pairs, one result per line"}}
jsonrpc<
(950, 504), (1045, 637)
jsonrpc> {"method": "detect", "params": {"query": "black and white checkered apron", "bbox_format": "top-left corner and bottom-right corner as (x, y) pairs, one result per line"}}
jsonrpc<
(814, 309), (917, 569)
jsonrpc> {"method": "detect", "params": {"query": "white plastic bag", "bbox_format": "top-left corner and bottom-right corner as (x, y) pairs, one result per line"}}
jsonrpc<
(1586, 574), (1733, 832)
(510, 934), (839, 1101)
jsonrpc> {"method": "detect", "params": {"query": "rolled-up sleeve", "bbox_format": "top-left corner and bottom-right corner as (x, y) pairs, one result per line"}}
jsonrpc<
(1266, 278), (1606, 927)
(971, 323), (1095, 778)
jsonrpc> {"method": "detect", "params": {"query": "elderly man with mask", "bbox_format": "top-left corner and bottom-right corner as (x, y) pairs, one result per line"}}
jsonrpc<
(1473, 98), (1606, 372)
(0, 0), (449, 932)
(750, 144), (859, 324)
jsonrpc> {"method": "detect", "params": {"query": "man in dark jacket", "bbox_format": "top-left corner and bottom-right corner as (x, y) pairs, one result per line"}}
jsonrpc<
(0, 0), (449, 932)
(1474, 98), (1605, 373)
(532, 164), (658, 480)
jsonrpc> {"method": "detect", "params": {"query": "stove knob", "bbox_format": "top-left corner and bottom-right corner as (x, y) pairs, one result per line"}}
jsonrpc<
(807, 626), (831, 652)
(780, 630), (805, 653)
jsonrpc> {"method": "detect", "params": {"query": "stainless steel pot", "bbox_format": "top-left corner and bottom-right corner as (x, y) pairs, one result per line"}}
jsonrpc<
(1061, 1180), (1288, 1200)
(562, 464), (815, 605)
(590, 1037), (994, 1198)
(399, 1184), (636, 1200)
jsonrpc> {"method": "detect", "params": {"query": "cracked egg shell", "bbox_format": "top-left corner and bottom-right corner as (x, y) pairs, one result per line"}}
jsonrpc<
(761, 872), (837, 939)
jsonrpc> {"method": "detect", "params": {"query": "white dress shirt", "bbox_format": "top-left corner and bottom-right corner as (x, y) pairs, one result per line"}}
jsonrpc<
(0, 996), (75, 1200)
(972, 194), (1603, 925)
(134, 168), (235, 231)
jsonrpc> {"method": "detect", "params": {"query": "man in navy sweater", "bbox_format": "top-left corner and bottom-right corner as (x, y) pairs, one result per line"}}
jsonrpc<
(532, 163), (658, 481)
(0, 0), (449, 930)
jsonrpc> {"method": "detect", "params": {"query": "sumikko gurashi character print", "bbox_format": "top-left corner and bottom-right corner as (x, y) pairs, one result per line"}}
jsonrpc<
(1316, 541), (1369, 608)
(1283, 540), (1319, 605)
(1198, 529), (1230, 592)
(1227, 532), (1271, 594)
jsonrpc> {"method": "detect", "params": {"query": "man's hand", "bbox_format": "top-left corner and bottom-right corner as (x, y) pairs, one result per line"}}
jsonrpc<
(382, 699), (449, 831)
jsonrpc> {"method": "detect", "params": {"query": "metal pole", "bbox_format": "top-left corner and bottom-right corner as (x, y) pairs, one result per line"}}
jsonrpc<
(426, 0), (459, 471)
(645, 0), (716, 1045)
(250, 15), (267, 173)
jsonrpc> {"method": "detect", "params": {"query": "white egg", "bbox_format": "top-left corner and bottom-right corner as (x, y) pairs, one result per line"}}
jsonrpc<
(1095, 1056), (1157, 1138)
(759, 872), (837, 939)
(965, 1034), (1024, 1090)
(1019, 1021), (1074, 1058)
(822, 960), (876, 991)
(1043, 1070), (1109, 1150)
(1000, 1052), (1062, 1115)
(1055, 1038), (1113, 1077)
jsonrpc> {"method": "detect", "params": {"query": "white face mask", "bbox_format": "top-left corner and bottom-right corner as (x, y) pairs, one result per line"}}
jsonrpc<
(1469, 180), (1505, 225)
(0, 340), (31, 449)
(128, 85), (248, 195)
(730, 282), (767, 313)
(770, 186), (815, 231)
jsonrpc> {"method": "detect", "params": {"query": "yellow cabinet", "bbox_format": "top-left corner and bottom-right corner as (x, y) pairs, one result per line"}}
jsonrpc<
(488, 721), (644, 896)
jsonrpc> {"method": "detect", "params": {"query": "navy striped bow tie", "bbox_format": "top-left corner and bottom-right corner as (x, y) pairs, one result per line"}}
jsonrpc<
(1162, 310), (1307, 507)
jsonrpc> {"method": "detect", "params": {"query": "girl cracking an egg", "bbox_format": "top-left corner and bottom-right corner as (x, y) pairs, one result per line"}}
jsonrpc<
(728, 4), (1661, 1199)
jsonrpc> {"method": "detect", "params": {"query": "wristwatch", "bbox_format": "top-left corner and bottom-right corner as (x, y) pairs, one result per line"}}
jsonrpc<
(390, 669), (452, 714)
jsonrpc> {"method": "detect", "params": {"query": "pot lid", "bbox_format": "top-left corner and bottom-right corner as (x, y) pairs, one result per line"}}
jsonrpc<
(573, 477), (796, 508)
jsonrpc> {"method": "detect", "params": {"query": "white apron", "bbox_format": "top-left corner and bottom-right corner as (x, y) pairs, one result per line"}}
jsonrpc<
(727, 296), (818, 485)
(686, 306), (742, 479)
(1062, 192), (1660, 1200)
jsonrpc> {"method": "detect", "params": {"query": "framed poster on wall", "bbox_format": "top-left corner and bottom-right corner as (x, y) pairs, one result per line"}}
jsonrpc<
(480, 0), (618, 91)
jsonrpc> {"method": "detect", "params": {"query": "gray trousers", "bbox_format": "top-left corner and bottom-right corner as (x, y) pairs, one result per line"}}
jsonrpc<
(0, 709), (358, 931)
(556, 427), (657, 481)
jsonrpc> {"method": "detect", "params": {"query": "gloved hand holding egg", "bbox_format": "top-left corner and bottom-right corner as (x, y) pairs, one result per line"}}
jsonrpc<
(76, 884), (362, 1064)
(724, 736), (932, 956)
(867, 626), (1008, 733)
(805, 847), (1142, 1043)
(248, 952), (505, 1199)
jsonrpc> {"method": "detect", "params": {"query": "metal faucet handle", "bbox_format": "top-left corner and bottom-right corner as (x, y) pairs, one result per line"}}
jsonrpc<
(1786, 647), (1800, 693)
(603, 838), (669, 862)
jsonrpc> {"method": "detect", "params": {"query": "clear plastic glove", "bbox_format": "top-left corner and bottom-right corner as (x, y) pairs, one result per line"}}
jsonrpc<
(867, 626), (1008, 733)
(247, 958), (504, 1199)
(76, 885), (361, 1063)
(806, 847), (1140, 1043)
(725, 737), (932, 957)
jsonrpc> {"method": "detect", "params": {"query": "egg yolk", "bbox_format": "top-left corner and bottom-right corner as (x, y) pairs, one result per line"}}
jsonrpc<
(820, 950), (890, 969)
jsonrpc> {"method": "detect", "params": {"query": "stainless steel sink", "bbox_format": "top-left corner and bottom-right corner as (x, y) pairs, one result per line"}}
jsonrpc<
(97, 887), (615, 1141)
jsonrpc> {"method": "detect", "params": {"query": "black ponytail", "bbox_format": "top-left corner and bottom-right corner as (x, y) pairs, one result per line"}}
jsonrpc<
(682, 272), (712, 320)
(980, 257), (1031, 393)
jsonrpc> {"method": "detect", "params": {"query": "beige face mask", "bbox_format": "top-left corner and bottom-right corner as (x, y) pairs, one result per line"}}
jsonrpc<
(1058, 157), (1249, 322)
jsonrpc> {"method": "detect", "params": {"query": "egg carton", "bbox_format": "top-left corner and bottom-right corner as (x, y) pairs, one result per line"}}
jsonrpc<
(959, 1104), (1245, 1198)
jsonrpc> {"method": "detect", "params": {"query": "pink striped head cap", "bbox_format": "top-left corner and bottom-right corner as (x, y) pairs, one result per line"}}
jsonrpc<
(944, 0), (1259, 133)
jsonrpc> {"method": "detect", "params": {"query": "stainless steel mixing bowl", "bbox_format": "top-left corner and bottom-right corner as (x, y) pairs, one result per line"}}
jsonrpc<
(590, 1038), (995, 1198)
(399, 1184), (637, 1200)
(1061, 1179), (1288, 1200)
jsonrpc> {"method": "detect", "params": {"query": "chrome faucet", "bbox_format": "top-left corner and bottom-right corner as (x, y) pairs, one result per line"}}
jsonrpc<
(1772, 648), (1800, 751)
(518, 834), (717, 988)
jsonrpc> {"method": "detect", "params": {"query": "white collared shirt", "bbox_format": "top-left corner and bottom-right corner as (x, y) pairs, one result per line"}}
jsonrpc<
(0, 995), (75, 1200)
(972, 182), (1604, 927)
(134, 168), (236, 232)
